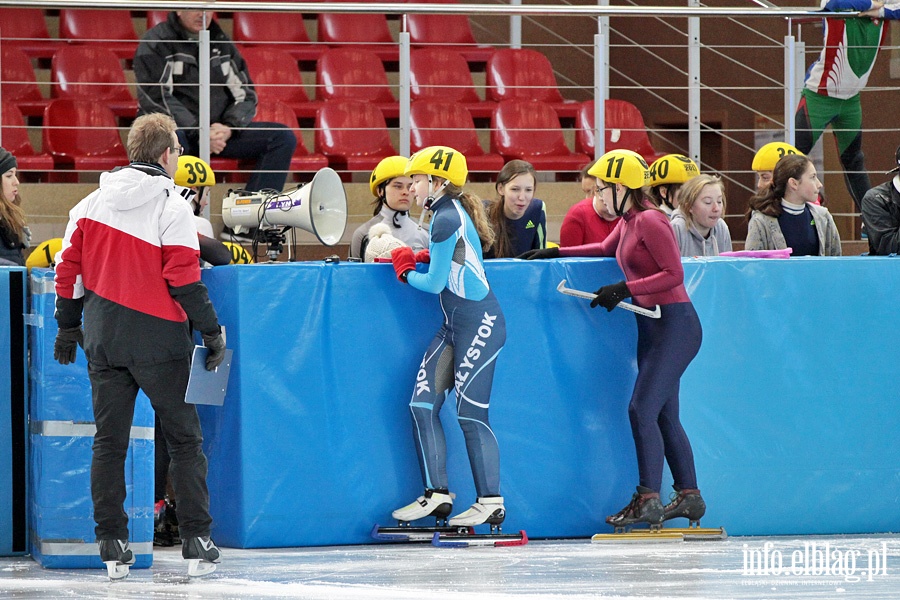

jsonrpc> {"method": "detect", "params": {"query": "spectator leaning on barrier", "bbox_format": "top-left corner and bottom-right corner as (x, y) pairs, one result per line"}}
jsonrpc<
(670, 174), (733, 257)
(134, 10), (296, 197)
(559, 160), (620, 247)
(746, 154), (841, 256)
(0, 147), (30, 266)
(860, 145), (900, 255)
(484, 160), (546, 258)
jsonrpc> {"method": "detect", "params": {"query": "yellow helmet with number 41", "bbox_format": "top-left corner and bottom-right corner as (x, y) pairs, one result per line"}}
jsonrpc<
(175, 155), (216, 188)
(405, 146), (468, 187)
(588, 149), (651, 190)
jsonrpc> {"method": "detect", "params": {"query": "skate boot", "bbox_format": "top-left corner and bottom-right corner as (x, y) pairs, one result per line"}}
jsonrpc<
(663, 487), (706, 525)
(98, 539), (135, 581)
(448, 496), (506, 532)
(182, 536), (221, 577)
(153, 498), (180, 547)
(606, 486), (664, 530)
(391, 489), (454, 525)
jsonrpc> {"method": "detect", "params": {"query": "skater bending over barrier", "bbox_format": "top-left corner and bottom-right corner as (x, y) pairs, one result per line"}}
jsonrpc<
(520, 149), (707, 530)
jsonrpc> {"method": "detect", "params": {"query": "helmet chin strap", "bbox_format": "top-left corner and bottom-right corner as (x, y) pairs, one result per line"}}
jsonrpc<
(661, 185), (674, 211)
(417, 175), (448, 228)
(612, 186), (632, 217)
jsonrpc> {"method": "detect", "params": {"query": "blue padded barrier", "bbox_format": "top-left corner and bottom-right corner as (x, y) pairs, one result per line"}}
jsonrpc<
(0, 267), (27, 556)
(28, 269), (154, 569)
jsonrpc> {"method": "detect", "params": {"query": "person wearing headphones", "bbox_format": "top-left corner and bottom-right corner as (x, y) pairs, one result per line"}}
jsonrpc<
(388, 146), (508, 529)
(647, 154), (701, 219)
(350, 156), (428, 261)
(520, 149), (706, 530)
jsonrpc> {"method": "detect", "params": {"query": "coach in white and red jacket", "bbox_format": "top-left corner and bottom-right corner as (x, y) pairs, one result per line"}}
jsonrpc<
(53, 113), (225, 574)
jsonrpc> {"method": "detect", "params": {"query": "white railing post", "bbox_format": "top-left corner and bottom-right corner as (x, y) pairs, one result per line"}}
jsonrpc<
(510, 0), (522, 49)
(199, 24), (211, 219)
(399, 31), (411, 157)
(784, 33), (804, 146)
(688, 0), (701, 164)
(594, 0), (610, 158)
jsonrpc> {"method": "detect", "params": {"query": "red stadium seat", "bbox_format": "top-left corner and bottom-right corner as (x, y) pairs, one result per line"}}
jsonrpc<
(410, 101), (504, 174)
(42, 99), (128, 181)
(315, 100), (397, 172)
(316, 49), (398, 120)
(410, 49), (495, 120)
(241, 47), (321, 121)
(0, 101), (54, 175)
(0, 45), (50, 118)
(253, 100), (329, 175)
(146, 10), (169, 30)
(0, 9), (66, 59)
(576, 100), (664, 165)
(316, 11), (398, 63)
(406, 0), (495, 64)
(232, 12), (323, 63)
(58, 9), (138, 60)
(491, 99), (589, 172)
(486, 49), (578, 121)
(50, 46), (138, 118)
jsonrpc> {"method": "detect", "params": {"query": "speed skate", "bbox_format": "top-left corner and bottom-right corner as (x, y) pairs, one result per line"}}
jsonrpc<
(591, 523), (727, 543)
(372, 524), (528, 547)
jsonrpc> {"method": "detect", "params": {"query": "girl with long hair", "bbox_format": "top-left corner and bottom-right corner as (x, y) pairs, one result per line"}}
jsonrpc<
(485, 160), (545, 258)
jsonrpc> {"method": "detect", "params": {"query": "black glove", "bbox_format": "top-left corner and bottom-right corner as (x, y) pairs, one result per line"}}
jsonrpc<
(517, 247), (560, 260)
(54, 326), (84, 365)
(590, 281), (631, 311)
(202, 331), (226, 371)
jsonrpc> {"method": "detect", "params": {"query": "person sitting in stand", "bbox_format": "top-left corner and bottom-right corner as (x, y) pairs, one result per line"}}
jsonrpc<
(350, 156), (427, 261)
(670, 174), (733, 257)
(560, 160), (620, 246)
(484, 160), (546, 258)
(646, 154), (700, 220)
(746, 154), (841, 256)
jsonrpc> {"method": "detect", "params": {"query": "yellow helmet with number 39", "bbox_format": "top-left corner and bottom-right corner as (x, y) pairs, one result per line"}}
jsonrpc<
(405, 146), (468, 187)
(588, 149), (651, 190)
(369, 156), (410, 197)
(175, 155), (216, 188)
(751, 142), (803, 172)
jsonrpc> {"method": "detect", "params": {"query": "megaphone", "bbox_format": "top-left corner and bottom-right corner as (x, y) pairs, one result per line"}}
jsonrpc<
(221, 167), (347, 246)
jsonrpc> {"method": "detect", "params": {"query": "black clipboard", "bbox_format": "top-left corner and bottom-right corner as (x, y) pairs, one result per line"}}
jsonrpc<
(185, 345), (233, 406)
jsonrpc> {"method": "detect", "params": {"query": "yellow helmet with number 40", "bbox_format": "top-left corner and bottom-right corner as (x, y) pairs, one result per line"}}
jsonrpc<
(175, 155), (216, 188)
(369, 156), (409, 197)
(405, 146), (468, 187)
(649, 154), (700, 186)
(588, 149), (651, 190)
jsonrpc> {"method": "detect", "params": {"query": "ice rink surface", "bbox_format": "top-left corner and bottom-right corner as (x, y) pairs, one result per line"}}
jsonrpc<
(3, 534), (900, 599)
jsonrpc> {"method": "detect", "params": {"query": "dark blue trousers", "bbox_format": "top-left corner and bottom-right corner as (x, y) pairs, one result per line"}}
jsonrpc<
(629, 301), (702, 493)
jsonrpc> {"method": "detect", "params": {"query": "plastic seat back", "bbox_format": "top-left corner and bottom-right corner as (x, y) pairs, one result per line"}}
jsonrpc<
(0, 8), (51, 44)
(409, 101), (483, 156)
(491, 99), (571, 157)
(409, 49), (480, 104)
(576, 100), (662, 164)
(233, 12), (311, 45)
(42, 98), (126, 160)
(317, 12), (394, 47)
(315, 100), (396, 160)
(486, 48), (565, 104)
(1, 100), (38, 157)
(0, 45), (45, 106)
(243, 47), (312, 106)
(407, 0), (478, 46)
(58, 9), (138, 58)
(51, 46), (134, 104)
(316, 48), (396, 104)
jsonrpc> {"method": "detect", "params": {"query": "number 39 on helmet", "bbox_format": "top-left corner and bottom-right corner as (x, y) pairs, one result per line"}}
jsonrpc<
(588, 149), (651, 190)
(175, 155), (216, 188)
(405, 146), (468, 187)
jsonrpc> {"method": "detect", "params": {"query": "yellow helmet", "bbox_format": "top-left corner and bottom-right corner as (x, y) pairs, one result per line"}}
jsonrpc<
(221, 241), (254, 264)
(25, 238), (63, 270)
(649, 154), (700, 186)
(369, 156), (410, 197)
(588, 149), (651, 189)
(405, 146), (468, 187)
(175, 155), (216, 187)
(752, 142), (803, 172)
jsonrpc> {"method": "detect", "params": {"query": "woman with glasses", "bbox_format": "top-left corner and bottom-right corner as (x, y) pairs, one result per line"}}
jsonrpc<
(520, 149), (707, 531)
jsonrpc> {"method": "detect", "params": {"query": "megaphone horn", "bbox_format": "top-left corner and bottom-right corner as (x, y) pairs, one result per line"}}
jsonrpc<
(221, 167), (348, 246)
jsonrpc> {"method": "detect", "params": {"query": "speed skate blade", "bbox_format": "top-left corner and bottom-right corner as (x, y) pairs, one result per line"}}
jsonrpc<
(187, 559), (218, 577)
(372, 523), (472, 542)
(104, 561), (130, 580)
(432, 530), (528, 548)
(591, 531), (684, 543)
(661, 526), (727, 541)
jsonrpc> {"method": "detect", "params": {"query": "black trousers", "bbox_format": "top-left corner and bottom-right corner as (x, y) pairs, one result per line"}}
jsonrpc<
(88, 357), (212, 540)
